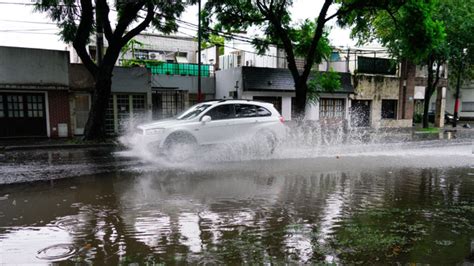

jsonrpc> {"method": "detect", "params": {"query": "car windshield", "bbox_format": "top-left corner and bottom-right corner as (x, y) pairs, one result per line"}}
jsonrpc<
(176, 103), (213, 120)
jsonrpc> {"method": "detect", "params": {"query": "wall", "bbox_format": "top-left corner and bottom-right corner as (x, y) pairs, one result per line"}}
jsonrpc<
(215, 68), (242, 99)
(151, 75), (215, 95)
(0, 46), (69, 87)
(69, 64), (151, 93)
(112, 67), (151, 93)
(353, 75), (403, 128)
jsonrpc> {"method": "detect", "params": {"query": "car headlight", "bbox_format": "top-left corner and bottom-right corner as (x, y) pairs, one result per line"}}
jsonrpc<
(145, 128), (165, 135)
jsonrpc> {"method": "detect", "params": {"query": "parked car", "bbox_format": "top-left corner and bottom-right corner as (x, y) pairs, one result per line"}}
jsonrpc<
(427, 111), (459, 124)
(129, 99), (287, 160)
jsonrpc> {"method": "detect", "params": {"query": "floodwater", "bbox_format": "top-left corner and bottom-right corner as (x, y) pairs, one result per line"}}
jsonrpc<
(0, 136), (473, 264)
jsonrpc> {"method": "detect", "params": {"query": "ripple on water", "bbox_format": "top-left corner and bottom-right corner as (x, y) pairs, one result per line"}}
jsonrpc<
(36, 243), (77, 261)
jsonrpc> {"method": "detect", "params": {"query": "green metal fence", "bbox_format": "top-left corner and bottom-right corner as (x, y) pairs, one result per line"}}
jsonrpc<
(146, 63), (213, 77)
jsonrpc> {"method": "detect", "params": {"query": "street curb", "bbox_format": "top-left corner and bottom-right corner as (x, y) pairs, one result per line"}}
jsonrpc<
(1, 143), (117, 151)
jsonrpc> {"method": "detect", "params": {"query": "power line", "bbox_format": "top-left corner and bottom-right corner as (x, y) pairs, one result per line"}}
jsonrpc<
(0, 19), (56, 25)
(0, 28), (58, 32)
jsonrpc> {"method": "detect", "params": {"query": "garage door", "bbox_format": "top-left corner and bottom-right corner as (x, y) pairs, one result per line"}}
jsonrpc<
(0, 93), (47, 137)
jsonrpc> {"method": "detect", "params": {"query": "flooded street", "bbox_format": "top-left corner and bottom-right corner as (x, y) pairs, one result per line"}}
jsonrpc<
(0, 138), (473, 264)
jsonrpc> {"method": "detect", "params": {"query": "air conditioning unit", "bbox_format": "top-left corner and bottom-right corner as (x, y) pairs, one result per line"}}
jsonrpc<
(148, 52), (164, 61)
(246, 60), (253, 66)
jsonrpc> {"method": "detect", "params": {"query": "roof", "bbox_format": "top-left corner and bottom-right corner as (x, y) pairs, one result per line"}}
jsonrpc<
(241, 66), (354, 93)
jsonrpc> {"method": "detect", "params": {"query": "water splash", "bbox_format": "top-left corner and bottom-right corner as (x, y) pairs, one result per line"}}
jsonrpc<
(118, 116), (473, 167)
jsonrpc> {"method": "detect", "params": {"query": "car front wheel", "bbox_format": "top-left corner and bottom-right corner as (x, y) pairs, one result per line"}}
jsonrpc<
(162, 132), (197, 162)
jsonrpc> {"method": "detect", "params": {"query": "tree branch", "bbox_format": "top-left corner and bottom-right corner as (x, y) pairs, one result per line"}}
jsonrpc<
(73, 0), (98, 75)
(114, 2), (145, 38)
(301, 0), (333, 81)
(96, 0), (113, 41)
(121, 3), (155, 46)
(262, 2), (300, 82)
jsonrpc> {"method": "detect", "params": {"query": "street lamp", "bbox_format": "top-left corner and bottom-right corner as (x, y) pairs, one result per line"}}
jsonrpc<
(453, 48), (468, 127)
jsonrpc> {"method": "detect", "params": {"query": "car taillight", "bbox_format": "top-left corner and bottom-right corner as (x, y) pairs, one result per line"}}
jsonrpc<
(279, 116), (285, 123)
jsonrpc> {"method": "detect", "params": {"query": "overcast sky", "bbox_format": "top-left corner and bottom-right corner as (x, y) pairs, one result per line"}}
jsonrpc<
(0, 0), (365, 51)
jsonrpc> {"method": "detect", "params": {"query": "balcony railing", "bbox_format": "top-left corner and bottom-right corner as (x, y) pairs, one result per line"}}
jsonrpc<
(146, 63), (214, 77)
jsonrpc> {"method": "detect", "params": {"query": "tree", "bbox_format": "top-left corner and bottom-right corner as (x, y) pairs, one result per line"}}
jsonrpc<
(36, 0), (192, 140)
(340, 0), (473, 128)
(203, 0), (414, 118)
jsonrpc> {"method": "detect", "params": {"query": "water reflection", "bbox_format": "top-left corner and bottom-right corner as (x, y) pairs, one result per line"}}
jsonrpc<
(0, 162), (473, 264)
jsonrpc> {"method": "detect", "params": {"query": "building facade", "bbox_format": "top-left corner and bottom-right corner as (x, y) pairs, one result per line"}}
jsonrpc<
(69, 64), (152, 135)
(0, 46), (71, 138)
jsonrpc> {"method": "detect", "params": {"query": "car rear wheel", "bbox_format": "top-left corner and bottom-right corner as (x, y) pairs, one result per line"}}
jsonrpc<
(162, 132), (197, 162)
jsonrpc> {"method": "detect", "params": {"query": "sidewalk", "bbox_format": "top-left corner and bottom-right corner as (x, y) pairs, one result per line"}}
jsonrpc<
(0, 137), (118, 151)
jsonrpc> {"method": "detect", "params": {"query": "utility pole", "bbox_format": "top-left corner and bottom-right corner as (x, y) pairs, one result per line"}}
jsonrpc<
(96, 2), (104, 66)
(197, 0), (202, 102)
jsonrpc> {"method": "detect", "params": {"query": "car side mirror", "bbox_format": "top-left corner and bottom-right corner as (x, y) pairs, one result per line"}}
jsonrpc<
(201, 115), (211, 124)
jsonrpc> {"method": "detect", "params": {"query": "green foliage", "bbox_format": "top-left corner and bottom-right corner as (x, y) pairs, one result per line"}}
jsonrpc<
(413, 112), (423, 123)
(35, 0), (191, 45)
(201, 34), (225, 55)
(307, 69), (342, 104)
(121, 39), (144, 59)
(341, 0), (446, 64)
(120, 59), (164, 67)
(35, 0), (84, 43)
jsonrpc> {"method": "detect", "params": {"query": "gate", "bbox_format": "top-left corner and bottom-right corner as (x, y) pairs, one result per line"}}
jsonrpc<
(0, 93), (47, 137)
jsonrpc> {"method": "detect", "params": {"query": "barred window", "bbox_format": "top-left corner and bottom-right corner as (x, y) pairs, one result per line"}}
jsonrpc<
(319, 98), (345, 118)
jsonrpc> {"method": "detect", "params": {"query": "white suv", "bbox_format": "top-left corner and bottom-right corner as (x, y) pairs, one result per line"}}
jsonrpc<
(128, 99), (286, 159)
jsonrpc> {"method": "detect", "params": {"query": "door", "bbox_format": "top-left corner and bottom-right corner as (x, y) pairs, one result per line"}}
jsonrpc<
(0, 93), (47, 137)
(351, 100), (371, 127)
(74, 94), (90, 135)
(195, 104), (236, 144)
(152, 90), (185, 120)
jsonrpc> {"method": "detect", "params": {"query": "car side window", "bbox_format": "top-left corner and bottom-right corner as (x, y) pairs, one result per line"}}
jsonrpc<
(204, 104), (235, 120)
(235, 104), (257, 118)
(256, 106), (272, 117)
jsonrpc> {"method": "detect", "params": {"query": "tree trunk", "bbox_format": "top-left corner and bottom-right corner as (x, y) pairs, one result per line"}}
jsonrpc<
(293, 79), (308, 120)
(83, 71), (113, 140)
(422, 89), (431, 128)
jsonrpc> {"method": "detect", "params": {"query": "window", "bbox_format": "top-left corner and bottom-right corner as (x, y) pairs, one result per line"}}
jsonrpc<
(357, 56), (397, 75)
(132, 95), (146, 117)
(381, 100), (398, 119)
(177, 103), (212, 120)
(235, 104), (257, 118)
(205, 104), (235, 120)
(462, 102), (474, 112)
(26, 95), (44, 118)
(105, 97), (115, 134)
(134, 49), (149, 60)
(7, 95), (24, 118)
(253, 96), (282, 113)
(319, 98), (345, 118)
(257, 106), (272, 117)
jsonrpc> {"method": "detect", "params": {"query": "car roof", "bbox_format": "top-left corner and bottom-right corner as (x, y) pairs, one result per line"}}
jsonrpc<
(202, 99), (274, 106)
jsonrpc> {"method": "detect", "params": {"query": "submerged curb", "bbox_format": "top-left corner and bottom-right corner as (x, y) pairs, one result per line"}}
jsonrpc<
(1, 143), (117, 151)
